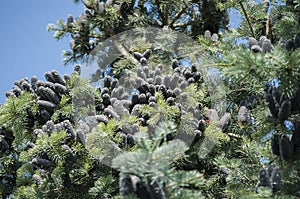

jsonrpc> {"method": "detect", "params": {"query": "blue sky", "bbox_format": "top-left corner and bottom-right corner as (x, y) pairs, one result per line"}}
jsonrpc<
(0, 1), (243, 104)
(0, 1), (84, 103)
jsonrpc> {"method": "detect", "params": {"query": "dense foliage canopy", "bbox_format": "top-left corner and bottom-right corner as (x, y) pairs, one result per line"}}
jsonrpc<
(1, 0), (300, 198)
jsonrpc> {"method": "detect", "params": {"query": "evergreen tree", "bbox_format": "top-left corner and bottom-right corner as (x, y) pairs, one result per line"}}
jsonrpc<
(1, 0), (300, 198)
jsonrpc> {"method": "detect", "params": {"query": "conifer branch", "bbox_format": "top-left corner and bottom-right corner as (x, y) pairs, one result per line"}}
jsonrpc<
(170, 5), (189, 27)
(239, 2), (255, 37)
(173, 21), (193, 28)
(227, 88), (248, 95)
(227, 133), (243, 139)
(155, 0), (166, 25)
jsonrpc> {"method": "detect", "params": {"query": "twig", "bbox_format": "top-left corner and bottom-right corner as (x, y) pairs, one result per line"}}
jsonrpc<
(201, 63), (233, 68)
(172, 21), (193, 28)
(227, 88), (248, 95)
(239, 2), (255, 37)
(113, 40), (140, 66)
(264, 1), (271, 36)
(235, 167), (254, 183)
(170, 5), (189, 27)
(227, 133), (243, 139)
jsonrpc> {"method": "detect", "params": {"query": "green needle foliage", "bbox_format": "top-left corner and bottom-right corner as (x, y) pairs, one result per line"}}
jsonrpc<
(1, 0), (300, 198)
